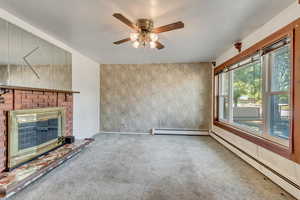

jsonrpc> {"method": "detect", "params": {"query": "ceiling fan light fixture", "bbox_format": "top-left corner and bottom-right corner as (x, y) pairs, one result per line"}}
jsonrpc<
(149, 33), (158, 42)
(113, 13), (184, 50)
(130, 33), (139, 41)
(132, 41), (140, 48)
(149, 41), (156, 49)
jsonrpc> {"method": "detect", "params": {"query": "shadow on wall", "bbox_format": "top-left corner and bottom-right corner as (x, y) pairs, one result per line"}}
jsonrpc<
(100, 63), (212, 133)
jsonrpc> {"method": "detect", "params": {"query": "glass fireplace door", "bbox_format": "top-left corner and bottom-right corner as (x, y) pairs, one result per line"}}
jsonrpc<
(8, 107), (66, 169)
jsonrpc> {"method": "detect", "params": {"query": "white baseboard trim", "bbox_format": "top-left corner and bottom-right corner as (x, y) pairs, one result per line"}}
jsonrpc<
(100, 129), (210, 136)
(210, 131), (300, 199)
(153, 128), (209, 136)
(100, 131), (151, 135)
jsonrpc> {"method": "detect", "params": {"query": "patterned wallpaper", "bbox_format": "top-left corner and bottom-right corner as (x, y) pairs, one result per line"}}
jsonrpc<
(100, 63), (212, 132)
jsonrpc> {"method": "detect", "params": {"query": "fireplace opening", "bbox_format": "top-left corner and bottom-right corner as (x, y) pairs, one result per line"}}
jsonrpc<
(18, 118), (59, 150)
(8, 107), (66, 169)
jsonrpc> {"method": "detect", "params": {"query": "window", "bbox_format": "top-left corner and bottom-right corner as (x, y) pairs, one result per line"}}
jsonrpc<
(232, 58), (263, 134)
(218, 73), (230, 121)
(217, 38), (291, 147)
(265, 43), (291, 142)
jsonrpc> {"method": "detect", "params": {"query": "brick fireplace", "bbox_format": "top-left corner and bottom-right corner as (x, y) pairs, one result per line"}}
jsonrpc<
(0, 86), (74, 172)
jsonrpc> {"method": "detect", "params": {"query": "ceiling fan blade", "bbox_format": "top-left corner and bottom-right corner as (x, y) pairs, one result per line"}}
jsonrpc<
(113, 38), (131, 45)
(156, 41), (165, 50)
(153, 21), (184, 34)
(113, 13), (138, 30)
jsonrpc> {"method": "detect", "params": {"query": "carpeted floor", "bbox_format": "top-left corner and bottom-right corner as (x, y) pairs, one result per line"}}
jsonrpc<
(10, 134), (295, 200)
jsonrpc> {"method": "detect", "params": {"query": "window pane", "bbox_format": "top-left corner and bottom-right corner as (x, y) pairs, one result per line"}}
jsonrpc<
(220, 72), (229, 95)
(269, 95), (290, 140)
(232, 61), (263, 133)
(219, 96), (229, 121)
(270, 45), (291, 92)
(219, 73), (229, 121)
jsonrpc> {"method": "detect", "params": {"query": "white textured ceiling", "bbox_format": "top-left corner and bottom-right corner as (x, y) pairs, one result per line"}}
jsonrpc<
(0, 0), (295, 64)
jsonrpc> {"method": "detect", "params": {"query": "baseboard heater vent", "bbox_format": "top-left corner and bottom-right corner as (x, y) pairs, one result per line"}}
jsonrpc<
(210, 131), (300, 197)
(152, 128), (209, 136)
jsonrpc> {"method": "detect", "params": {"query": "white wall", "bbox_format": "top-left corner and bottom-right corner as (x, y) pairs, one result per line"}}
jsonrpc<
(216, 1), (300, 65)
(0, 8), (100, 139)
(213, 2), (300, 199)
(72, 53), (100, 138)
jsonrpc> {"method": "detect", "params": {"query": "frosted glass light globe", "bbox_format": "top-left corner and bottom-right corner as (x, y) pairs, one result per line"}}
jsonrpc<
(132, 41), (140, 48)
(150, 41), (156, 49)
(149, 33), (158, 42)
(130, 33), (139, 41)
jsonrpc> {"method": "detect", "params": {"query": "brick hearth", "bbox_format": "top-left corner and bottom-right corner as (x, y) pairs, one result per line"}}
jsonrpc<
(0, 87), (74, 172)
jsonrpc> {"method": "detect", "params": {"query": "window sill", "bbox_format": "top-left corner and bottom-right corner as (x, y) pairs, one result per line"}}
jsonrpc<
(213, 120), (292, 160)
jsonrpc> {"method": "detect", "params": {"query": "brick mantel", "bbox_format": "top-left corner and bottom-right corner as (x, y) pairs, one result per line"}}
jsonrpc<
(0, 88), (74, 172)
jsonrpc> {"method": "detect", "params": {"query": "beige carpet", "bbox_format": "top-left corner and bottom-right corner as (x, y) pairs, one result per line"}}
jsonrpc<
(10, 134), (295, 200)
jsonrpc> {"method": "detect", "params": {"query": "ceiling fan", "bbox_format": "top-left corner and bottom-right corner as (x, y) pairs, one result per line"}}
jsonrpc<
(113, 13), (184, 50)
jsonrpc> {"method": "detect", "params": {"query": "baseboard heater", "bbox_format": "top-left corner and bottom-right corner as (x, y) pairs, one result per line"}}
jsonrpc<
(100, 131), (150, 135)
(210, 131), (300, 198)
(152, 128), (209, 136)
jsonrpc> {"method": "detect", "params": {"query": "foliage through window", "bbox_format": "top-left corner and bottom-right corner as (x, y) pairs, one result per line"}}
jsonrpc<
(217, 38), (291, 146)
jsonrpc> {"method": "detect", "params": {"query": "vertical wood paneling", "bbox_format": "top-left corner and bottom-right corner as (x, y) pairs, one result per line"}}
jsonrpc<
(0, 17), (72, 90)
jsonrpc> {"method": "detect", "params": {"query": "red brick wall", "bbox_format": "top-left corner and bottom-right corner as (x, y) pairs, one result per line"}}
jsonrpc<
(0, 89), (73, 172)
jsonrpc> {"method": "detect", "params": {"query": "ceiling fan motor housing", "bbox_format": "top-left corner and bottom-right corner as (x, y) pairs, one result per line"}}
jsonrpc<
(136, 19), (154, 32)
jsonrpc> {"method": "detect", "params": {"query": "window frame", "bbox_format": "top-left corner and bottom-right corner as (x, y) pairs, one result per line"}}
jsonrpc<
(217, 51), (291, 146)
(213, 18), (300, 163)
(263, 44), (292, 147)
(219, 57), (264, 135)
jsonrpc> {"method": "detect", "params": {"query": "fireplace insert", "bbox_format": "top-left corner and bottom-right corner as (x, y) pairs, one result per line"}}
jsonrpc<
(8, 107), (66, 169)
